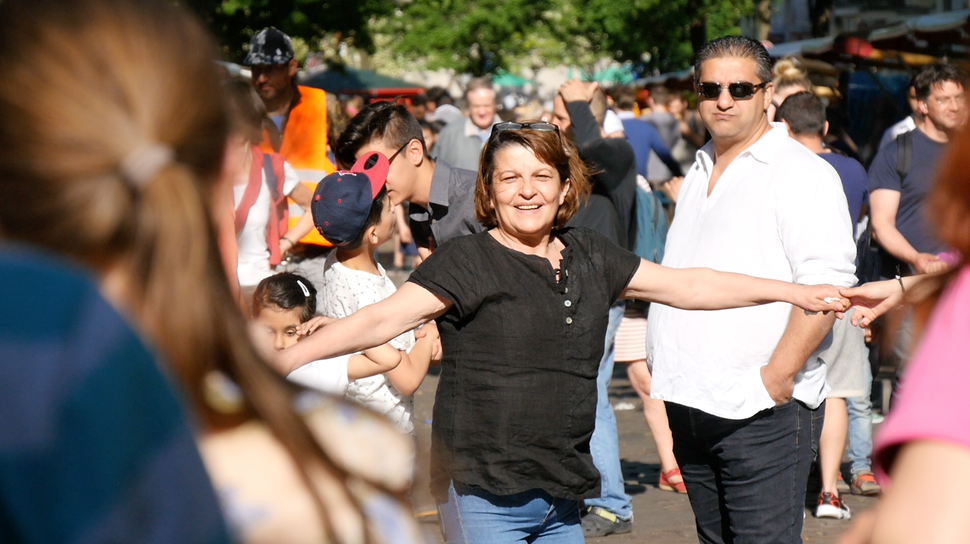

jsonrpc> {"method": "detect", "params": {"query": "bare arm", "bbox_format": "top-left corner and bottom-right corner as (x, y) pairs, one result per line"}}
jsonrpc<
(277, 282), (449, 374)
(280, 183), (316, 252)
(760, 307), (835, 404)
(346, 345), (403, 381)
(620, 260), (848, 313)
(870, 189), (943, 274)
(386, 321), (439, 396)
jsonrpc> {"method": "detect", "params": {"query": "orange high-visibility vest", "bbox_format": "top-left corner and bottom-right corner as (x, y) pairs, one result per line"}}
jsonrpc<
(260, 85), (336, 246)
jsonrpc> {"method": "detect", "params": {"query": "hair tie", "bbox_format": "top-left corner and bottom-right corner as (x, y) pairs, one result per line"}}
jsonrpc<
(120, 143), (175, 188)
(296, 279), (310, 298)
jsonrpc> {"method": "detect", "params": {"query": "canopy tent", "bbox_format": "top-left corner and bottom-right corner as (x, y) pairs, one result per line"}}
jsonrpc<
(492, 70), (530, 88)
(301, 66), (425, 98)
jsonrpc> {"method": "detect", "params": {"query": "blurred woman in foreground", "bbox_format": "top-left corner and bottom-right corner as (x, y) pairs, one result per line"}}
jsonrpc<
(0, 1), (419, 542)
(840, 87), (970, 544)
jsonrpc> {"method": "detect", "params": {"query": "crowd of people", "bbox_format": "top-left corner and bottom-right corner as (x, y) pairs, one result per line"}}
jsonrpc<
(2, 1), (969, 544)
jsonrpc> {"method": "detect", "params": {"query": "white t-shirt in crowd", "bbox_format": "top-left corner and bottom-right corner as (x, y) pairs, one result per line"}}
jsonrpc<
(603, 109), (625, 136)
(646, 124), (857, 420)
(287, 354), (351, 395)
(320, 252), (416, 433)
(233, 161), (300, 287)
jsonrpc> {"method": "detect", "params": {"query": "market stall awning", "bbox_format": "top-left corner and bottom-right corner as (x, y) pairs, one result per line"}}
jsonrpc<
(301, 66), (424, 98)
(766, 36), (836, 58)
(634, 68), (694, 90)
(866, 9), (970, 58)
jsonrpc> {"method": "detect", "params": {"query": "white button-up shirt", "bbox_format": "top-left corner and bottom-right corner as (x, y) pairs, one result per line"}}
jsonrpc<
(646, 124), (857, 419)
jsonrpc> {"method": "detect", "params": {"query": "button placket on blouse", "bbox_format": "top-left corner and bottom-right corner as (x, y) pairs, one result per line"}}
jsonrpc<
(562, 268), (575, 325)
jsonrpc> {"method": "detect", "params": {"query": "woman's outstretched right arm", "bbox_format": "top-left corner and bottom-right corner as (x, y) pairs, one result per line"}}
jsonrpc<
(275, 283), (450, 374)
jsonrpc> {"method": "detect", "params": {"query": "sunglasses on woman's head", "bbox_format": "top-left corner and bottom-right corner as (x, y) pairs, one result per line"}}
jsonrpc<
(696, 81), (768, 100)
(490, 122), (561, 141)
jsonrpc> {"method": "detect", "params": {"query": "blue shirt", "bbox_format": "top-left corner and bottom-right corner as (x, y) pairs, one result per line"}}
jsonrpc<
(867, 127), (946, 254)
(0, 246), (229, 544)
(620, 118), (682, 181)
(820, 152), (869, 238)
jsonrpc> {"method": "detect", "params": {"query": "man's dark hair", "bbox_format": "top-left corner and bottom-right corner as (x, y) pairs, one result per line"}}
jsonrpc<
(913, 63), (967, 101)
(335, 101), (426, 169)
(775, 91), (826, 138)
(426, 86), (450, 105)
(418, 119), (444, 135)
(252, 272), (317, 323)
(694, 36), (772, 87)
(341, 186), (389, 251)
(612, 86), (636, 111)
(411, 93), (429, 107)
(648, 85), (671, 106)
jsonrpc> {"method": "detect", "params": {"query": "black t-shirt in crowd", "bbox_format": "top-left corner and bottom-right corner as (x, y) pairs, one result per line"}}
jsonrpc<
(408, 227), (641, 501)
(867, 128), (946, 259)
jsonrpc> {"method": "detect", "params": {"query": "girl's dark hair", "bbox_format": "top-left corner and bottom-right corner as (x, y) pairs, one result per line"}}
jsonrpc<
(342, 186), (389, 250)
(253, 272), (317, 323)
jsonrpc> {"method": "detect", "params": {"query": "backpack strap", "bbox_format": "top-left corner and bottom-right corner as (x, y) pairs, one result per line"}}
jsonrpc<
(895, 130), (912, 181)
(234, 146), (264, 235)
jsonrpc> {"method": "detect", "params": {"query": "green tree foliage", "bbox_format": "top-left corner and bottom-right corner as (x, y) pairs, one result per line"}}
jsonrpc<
(569, 0), (751, 74)
(388, 0), (560, 76)
(184, 0), (394, 62)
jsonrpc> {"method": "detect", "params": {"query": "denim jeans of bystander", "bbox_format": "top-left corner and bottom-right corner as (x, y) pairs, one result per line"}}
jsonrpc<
(667, 399), (824, 544)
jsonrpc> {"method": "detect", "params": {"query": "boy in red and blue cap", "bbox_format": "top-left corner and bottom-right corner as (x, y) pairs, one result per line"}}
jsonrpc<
(311, 151), (440, 434)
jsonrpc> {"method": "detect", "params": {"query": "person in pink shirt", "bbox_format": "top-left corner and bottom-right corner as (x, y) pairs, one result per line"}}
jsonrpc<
(839, 87), (970, 544)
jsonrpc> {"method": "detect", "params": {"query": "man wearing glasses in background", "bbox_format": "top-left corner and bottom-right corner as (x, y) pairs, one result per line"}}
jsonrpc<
(645, 36), (857, 544)
(335, 101), (484, 257)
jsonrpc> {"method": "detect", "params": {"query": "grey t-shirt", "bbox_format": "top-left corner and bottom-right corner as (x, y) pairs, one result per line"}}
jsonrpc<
(642, 111), (681, 182)
(409, 159), (486, 250)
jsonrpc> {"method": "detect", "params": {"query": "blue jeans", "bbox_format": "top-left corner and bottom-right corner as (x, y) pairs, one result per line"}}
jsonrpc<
(584, 303), (632, 520)
(437, 480), (583, 544)
(846, 360), (874, 476)
(667, 400), (823, 544)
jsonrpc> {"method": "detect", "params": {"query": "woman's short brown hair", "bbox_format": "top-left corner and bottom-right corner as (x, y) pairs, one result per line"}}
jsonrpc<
(474, 124), (591, 229)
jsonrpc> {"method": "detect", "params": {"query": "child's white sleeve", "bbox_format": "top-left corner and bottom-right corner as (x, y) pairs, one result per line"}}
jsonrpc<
(286, 355), (350, 395)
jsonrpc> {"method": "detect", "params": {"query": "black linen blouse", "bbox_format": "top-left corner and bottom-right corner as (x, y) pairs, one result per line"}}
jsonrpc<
(408, 227), (641, 501)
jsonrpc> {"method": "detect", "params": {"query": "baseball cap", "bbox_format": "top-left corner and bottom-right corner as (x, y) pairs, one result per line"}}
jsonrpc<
(244, 27), (294, 66)
(311, 152), (390, 246)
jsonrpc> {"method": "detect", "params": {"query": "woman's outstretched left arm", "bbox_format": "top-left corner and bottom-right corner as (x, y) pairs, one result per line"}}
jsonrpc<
(620, 259), (848, 312)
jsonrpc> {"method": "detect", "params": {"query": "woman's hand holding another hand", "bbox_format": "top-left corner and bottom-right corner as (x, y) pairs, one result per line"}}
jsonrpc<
(794, 284), (849, 313)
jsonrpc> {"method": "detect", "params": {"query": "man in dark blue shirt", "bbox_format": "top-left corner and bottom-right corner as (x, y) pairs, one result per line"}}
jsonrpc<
(867, 64), (966, 276)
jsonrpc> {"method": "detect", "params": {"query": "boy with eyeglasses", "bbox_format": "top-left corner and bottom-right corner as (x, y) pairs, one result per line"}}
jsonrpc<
(645, 36), (857, 544)
(335, 102), (485, 257)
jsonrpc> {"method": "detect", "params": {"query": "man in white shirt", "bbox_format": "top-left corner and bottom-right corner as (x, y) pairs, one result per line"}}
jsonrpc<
(645, 36), (856, 544)
(877, 79), (922, 150)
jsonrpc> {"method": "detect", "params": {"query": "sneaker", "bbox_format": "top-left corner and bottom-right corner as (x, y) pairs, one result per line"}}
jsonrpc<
(816, 492), (851, 520)
(581, 506), (633, 537)
(836, 472), (850, 494)
(850, 472), (882, 496)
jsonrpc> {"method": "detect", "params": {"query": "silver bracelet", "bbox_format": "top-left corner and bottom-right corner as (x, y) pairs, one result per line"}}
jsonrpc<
(895, 274), (905, 294)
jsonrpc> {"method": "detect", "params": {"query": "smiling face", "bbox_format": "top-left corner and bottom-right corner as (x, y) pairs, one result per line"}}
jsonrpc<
(697, 56), (773, 147)
(255, 305), (304, 351)
(919, 80), (967, 134)
(489, 144), (569, 241)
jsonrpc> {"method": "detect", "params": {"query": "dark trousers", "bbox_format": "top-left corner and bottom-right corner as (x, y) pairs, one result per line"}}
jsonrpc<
(666, 400), (824, 544)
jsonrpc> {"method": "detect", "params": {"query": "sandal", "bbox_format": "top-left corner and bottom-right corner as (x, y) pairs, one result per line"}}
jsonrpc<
(659, 468), (688, 494)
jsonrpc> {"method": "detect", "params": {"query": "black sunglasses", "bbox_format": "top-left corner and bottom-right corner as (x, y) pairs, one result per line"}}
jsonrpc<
(696, 81), (769, 100)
